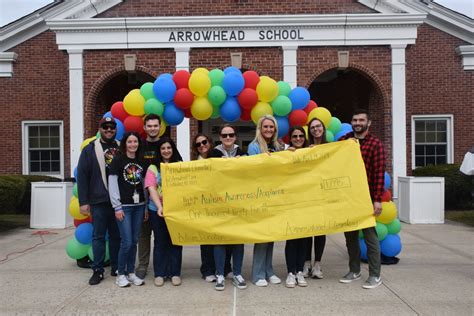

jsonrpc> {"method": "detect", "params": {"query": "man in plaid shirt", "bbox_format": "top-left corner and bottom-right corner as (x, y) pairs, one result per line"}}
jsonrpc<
(339, 109), (385, 289)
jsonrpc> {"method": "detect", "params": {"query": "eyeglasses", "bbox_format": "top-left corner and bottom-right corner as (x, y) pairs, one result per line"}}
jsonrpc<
(310, 125), (322, 131)
(291, 134), (305, 139)
(101, 125), (116, 131)
(220, 133), (235, 138)
(194, 139), (208, 148)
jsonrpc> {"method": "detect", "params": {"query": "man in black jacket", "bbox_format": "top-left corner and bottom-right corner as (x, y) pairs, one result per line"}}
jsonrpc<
(77, 117), (120, 285)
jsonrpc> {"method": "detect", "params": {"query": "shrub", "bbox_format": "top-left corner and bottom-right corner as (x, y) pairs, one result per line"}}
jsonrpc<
(413, 164), (473, 210)
(0, 175), (62, 214)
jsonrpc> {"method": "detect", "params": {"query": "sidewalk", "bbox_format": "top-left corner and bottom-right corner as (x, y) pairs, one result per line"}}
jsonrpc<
(0, 221), (472, 315)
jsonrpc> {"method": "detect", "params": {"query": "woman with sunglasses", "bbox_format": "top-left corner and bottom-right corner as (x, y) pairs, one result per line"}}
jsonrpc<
(247, 115), (283, 287)
(302, 117), (328, 280)
(144, 137), (183, 287)
(191, 134), (213, 160)
(108, 132), (146, 287)
(208, 124), (247, 291)
(284, 126), (310, 288)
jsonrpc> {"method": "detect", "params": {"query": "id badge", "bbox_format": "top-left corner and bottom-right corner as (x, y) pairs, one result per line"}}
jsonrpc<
(132, 190), (139, 204)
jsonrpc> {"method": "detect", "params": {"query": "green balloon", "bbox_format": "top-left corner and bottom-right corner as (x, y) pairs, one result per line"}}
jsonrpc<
(358, 230), (364, 239)
(87, 241), (109, 261)
(140, 82), (155, 100)
(96, 131), (100, 138)
(386, 218), (401, 234)
(72, 183), (78, 198)
(144, 98), (164, 116)
(277, 81), (291, 96)
(208, 86), (227, 106)
(375, 222), (388, 241)
(66, 238), (90, 260)
(328, 117), (342, 134)
(209, 69), (225, 86)
(325, 130), (334, 142)
(271, 95), (292, 116)
(210, 103), (220, 119)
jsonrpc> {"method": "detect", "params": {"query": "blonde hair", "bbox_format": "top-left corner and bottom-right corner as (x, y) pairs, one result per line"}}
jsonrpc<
(253, 115), (281, 153)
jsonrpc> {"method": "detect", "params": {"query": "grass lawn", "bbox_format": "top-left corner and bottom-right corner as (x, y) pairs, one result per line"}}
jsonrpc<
(445, 210), (474, 227)
(0, 214), (30, 232)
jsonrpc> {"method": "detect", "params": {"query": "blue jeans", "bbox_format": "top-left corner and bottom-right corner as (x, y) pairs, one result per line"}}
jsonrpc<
(214, 244), (244, 276)
(251, 242), (275, 282)
(149, 211), (182, 277)
(90, 202), (120, 273)
(115, 205), (145, 275)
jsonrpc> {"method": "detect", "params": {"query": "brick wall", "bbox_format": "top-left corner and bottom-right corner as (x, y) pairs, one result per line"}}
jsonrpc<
(0, 31), (69, 176)
(98, 0), (375, 17)
(406, 24), (474, 171)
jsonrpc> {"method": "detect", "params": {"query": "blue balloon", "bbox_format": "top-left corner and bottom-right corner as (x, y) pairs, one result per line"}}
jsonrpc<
(222, 72), (245, 97)
(220, 97), (241, 122)
(359, 239), (368, 260)
(384, 172), (391, 191)
(335, 130), (350, 141)
(102, 111), (113, 118)
(153, 77), (177, 103)
(223, 66), (241, 74)
(73, 167), (78, 179)
(163, 102), (184, 126)
(341, 123), (353, 132)
(158, 73), (173, 80)
(380, 234), (402, 257)
(115, 119), (125, 141)
(289, 87), (310, 110)
(75, 223), (93, 245)
(275, 116), (289, 138)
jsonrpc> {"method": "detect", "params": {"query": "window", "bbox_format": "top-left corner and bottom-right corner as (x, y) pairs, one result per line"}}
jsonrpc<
(412, 115), (453, 169)
(22, 121), (64, 177)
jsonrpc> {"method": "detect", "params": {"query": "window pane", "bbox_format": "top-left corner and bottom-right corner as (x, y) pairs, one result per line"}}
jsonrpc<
(30, 151), (40, 161)
(436, 145), (446, 155)
(437, 120), (447, 132)
(415, 156), (425, 167)
(415, 145), (425, 155)
(415, 132), (425, 143)
(29, 126), (39, 137)
(426, 156), (436, 166)
(436, 156), (446, 164)
(39, 137), (50, 148)
(415, 120), (425, 131)
(50, 126), (59, 137)
(426, 121), (436, 131)
(39, 126), (49, 137)
(426, 132), (436, 142)
(425, 145), (435, 155)
(40, 150), (51, 160)
(41, 161), (50, 172)
(437, 131), (446, 142)
(30, 162), (40, 172)
(29, 138), (39, 148)
(51, 161), (60, 172)
(50, 137), (60, 147)
(51, 150), (60, 160)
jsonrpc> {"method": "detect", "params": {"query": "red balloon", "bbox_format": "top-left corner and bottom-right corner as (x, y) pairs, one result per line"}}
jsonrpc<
(237, 88), (258, 110)
(74, 217), (92, 227)
(124, 116), (144, 133)
(303, 100), (318, 114)
(174, 88), (194, 110)
(382, 190), (392, 202)
(173, 70), (191, 89)
(184, 107), (192, 118)
(111, 101), (129, 122)
(282, 135), (290, 144)
(289, 110), (308, 127)
(240, 109), (251, 121)
(243, 71), (260, 90)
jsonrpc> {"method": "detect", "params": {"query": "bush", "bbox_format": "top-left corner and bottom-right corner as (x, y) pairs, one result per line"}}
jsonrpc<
(413, 164), (473, 210)
(0, 175), (62, 214)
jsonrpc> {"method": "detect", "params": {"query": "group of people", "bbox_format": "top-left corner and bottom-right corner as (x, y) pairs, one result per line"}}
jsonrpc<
(77, 108), (385, 291)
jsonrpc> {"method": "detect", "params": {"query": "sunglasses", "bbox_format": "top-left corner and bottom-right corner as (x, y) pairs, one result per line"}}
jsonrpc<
(220, 133), (235, 138)
(102, 125), (116, 130)
(194, 139), (208, 148)
(291, 134), (305, 139)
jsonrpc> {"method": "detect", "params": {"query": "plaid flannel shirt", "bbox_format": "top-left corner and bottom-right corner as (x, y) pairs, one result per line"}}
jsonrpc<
(340, 132), (386, 203)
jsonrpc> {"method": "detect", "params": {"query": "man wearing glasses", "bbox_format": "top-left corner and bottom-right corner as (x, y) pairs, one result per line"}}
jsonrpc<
(77, 117), (121, 285)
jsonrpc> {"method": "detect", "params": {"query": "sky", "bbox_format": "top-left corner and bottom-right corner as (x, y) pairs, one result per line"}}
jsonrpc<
(0, 0), (472, 27)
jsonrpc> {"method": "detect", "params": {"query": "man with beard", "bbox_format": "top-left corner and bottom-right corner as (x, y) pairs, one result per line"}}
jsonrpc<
(77, 117), (121, 285)
(339, 109), (385, 289)
(135, 114), (182, 279)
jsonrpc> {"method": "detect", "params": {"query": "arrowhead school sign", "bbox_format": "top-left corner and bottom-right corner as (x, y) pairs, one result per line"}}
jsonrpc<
(169, 29), (304, 42)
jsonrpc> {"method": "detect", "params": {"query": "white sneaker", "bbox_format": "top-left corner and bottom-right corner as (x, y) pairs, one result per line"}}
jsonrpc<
(115, 275), (130, 287)
(127, 273), (144, 286)
(311, 262), (323, 279)
(254, 279), (268, 287)
(302, 261), (312, 277)
(205, 275), (217, 282)
(268, 275), (281, 284)
(296, 271), (308, 287)
(285, 273), (296, 288)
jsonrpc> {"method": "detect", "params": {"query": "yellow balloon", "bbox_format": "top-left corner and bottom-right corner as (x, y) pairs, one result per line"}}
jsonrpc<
(251, 101), (273, 125)
(378, 201), (398, 224)
(307, 107), (332, 128)
(191, 97), (213, 120)
(256, 76), (278, 102)
(123, 89), (145, 116)
(302, 125), (309, 140)
(189, 73), (211, 97)
(80, 136), (96, 151)
(159, 118), (167, 137)
(69, 196), (87, 220)
(192, 67), (209, 76)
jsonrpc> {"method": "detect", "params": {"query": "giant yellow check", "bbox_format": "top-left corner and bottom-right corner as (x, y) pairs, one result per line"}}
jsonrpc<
(162, 139), (375, 245)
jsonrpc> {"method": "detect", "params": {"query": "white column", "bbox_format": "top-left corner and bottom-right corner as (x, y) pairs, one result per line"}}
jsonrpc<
(283, 45), (298, 88)
(175, 47), (191, 161)
(391, 44), (407, 199)
(68, 49), (84, 176)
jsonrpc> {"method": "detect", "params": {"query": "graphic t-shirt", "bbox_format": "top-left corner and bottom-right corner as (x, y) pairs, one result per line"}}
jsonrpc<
(101, 141), (119, 177)
(109, 155), (145, 204)
(141, 139), (161, 170)
(144, 164), (162, 212)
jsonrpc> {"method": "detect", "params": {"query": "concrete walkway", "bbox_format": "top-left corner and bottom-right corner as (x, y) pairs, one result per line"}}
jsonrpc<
(0, 221), (472, 315)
